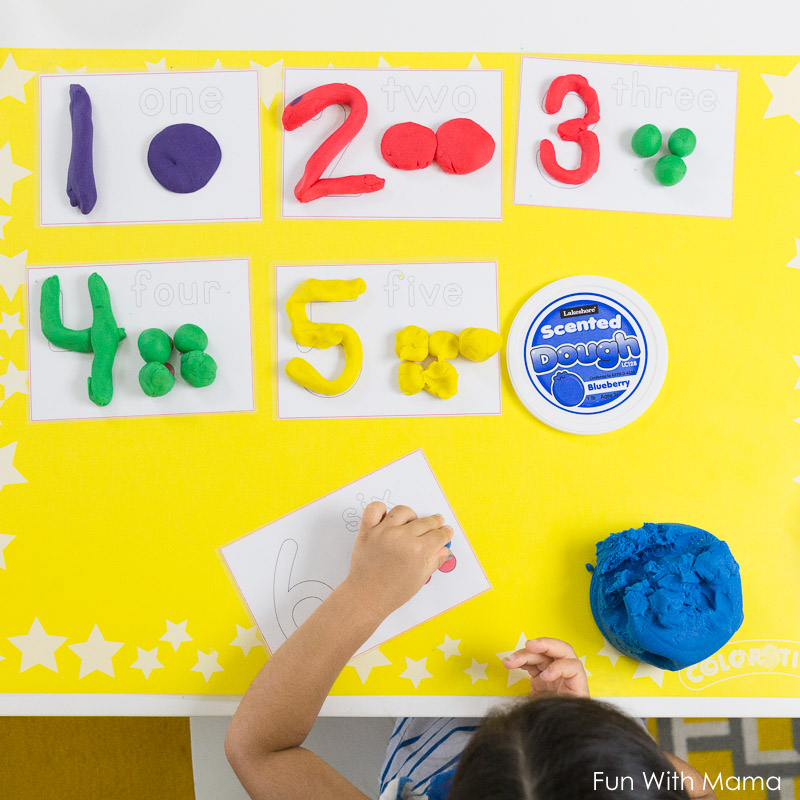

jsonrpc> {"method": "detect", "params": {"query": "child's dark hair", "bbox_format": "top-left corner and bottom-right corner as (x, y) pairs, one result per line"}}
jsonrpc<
(447, 696), (690, 800)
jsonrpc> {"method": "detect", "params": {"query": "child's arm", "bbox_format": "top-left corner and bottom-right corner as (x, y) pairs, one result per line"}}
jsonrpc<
(225, 501), (453, 800)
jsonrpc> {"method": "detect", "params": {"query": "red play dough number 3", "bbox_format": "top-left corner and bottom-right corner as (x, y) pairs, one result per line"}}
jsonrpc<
(539, 74), (600, 186)
(282, 83), (386, 203)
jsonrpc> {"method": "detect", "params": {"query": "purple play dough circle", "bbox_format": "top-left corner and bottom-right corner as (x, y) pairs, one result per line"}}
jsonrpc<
(147, 123), (221, 193)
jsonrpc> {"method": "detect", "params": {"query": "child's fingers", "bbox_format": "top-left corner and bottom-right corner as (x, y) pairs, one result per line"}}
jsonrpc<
(537, 657), (590, 694)
(359, 501), (386, 531)
(422, 524), (452, 550)
(434, 546), (452, 569)
(387, 505), (417, 525)
(503, 648), (551, 670)
(524, 637), (578, 661)
(408, 514), (446, 536)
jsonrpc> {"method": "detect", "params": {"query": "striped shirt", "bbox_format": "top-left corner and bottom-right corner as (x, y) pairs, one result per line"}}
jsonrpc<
(378, 717), (481, 800)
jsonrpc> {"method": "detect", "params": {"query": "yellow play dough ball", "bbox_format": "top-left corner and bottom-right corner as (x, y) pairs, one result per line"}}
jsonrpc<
(423, 359), (459, 399)
(395, 326), (429, 362)
(398, 362), (425, 395)
(429, 331), (459, 360)
(459, 328), (501, 361)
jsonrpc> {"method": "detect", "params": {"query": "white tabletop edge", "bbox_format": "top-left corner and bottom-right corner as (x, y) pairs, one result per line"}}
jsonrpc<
(1, 694), (798, 718)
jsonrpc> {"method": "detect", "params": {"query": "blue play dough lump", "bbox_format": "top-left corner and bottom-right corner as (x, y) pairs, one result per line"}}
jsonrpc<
(147, 123), (221, 193)
(588, 522), (743, 671)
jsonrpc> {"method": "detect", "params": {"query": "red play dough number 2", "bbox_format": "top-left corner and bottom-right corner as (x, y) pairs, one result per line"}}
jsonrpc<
(282, 83), (386, 203)
(539, 74), (600, 186)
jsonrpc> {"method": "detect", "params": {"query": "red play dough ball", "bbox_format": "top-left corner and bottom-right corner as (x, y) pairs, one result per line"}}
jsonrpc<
(434, 119), (495, 175)
(381, 122), (437, 170)
(165, 363), (175, 377)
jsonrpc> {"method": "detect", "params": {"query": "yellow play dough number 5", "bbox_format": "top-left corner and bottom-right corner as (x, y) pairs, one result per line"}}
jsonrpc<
(285, 278), (366, 396)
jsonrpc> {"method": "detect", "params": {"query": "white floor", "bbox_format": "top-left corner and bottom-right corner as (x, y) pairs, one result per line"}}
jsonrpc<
(190, 716), (395, 799)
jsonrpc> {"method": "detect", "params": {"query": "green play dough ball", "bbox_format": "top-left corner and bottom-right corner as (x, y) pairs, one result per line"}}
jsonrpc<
(174, 323), (208, 354)
(631, 124), (662, 157)
(181, 350), (217, 387)
(139, 361), (175, 397)
(668, 128), (697, 157)
(654, 155), (687, 186)
(138, 328), (172, 364)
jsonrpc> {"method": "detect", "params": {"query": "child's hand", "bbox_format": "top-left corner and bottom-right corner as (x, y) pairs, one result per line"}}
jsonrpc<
(503, 637), (590, 698)
(345, 501), (453, 617)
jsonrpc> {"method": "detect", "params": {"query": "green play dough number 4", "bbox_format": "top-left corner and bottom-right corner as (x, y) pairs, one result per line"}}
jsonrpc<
(40, 273), (125, 406)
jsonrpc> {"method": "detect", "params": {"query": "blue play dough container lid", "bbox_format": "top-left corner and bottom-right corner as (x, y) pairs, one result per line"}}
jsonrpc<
(588, 523), (744, 671)
(506, 276), (668, 434)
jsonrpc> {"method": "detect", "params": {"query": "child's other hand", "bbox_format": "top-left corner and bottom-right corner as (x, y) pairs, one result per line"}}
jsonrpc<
(503, 637), (590, 698)
(345, 501), (452, 617)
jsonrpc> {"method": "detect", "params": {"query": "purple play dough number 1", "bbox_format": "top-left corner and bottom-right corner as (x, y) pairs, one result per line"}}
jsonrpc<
(66, 84), (97, 215)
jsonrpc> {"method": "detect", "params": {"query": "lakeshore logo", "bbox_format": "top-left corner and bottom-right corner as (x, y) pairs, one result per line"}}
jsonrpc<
(678, 639), (800, 691)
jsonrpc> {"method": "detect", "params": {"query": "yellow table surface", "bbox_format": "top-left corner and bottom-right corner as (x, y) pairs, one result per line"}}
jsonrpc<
(0, 49), (798, 711)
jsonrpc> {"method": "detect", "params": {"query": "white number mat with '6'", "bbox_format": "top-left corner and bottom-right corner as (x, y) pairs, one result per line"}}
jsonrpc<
(219, 450), (491, 656)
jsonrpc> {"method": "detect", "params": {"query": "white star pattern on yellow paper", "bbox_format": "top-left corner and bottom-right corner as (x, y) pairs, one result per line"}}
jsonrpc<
(377, 56), (408, 70)
(230, 624), (263, 657)
(0, 361), (28, 403)
(0, 143), (31, 205)
(206, 59), (225, 72)
(464, 658), (488, 684)
(145, 57), (169, 73)
(347, 647), (392, 684)
(496, 632), (531, 687)
(0, 442), (25, 491)
(249, 59), (283, 110)
(131, 646), (163, 679)
(56, 66), (87, 75)
(0, 250), (27, 301)
(0, 54), (35, 103)
(468, 55), (483, 70)
(436, 635), (461, 660)
(598, 639), (623, 666)
(792, 356), (800, 389)
(0, 214), (11, 240)
(0, 532), (14, 568)
(787, 239), (800, 269)
(8, 618), (67, 672)
(578, 655), (592, 678)
(191, 650), (224, 682)
(160, 619), (192, 651)
(762, 63), (800, 125)
(0, 312), (23, 337)
(399, 656), (431, 689)
(632, 661), (665, 688)
(69, 625), (124, 678)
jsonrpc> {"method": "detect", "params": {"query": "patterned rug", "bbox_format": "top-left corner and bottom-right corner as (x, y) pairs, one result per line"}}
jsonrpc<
(649, 719), (800, 800)
(0, 717), (798, 799)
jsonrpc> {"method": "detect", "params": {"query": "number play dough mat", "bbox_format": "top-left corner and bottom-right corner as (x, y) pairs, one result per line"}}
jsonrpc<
(0, 49), (798, 710)
(275, 262), (501, 419)
(221, 450), (490, 656)
(28, 259), (254, 421)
